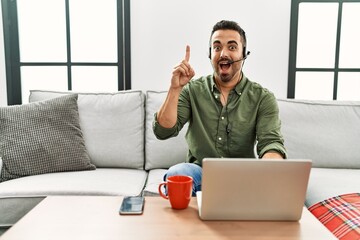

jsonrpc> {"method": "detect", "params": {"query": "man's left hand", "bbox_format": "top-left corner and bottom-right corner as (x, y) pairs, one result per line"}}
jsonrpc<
(262, 151), (284, 159)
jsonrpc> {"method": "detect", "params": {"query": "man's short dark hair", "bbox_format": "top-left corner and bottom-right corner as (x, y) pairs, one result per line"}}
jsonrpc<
(210, 20), (247, 47)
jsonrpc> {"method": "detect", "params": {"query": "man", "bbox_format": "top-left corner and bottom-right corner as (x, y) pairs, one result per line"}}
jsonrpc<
(153, 20), (287, 195)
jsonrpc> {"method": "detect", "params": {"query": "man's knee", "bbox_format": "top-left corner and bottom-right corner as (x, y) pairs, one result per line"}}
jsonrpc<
(166, 163), (189, 176)
(166, 163), (202, 177)
(164, 163), (202, 196)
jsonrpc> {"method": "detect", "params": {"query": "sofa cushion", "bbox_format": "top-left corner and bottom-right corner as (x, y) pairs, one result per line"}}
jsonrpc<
(305, 168), (360, 207)
(0, 168), (148, 226)
(0, 94), (95, 183)
(278, 99), (360, 168)
(308, 193), (360, 240)
(143, 168), (167, 196)
(29, 90), (145, 169)
(145, 91), (188, 170)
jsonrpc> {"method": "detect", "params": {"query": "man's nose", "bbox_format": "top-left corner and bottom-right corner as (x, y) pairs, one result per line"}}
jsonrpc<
(220, 49), (229, 58)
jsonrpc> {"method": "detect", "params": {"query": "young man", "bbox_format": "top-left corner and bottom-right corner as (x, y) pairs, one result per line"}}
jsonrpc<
(153, 20), (287, 195)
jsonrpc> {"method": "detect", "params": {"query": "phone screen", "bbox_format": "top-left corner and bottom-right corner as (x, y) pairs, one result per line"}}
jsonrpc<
(119, 196), (145, 215)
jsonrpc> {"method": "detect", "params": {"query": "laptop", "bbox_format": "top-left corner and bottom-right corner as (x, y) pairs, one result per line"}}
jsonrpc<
(196, 158), (312, 221)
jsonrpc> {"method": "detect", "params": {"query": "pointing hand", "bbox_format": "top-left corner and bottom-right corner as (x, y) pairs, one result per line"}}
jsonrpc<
(171, 45), (195, 89)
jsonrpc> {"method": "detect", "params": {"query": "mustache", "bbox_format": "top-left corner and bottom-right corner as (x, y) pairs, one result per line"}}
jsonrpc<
(218, 57), (245, 65)
(217, 58), (233, 65)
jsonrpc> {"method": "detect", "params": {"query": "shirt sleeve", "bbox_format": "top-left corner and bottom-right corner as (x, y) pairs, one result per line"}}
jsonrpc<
(152, 85), (191, 140)
(256, 92), (288, 158)
(152, 112), (179, 140)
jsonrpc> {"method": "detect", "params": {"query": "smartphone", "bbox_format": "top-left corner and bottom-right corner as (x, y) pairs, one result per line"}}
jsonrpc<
(119, 196), (145, 215)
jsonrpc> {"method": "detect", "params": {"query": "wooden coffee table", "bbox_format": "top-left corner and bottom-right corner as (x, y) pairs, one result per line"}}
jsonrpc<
(0, 196), (335, 240)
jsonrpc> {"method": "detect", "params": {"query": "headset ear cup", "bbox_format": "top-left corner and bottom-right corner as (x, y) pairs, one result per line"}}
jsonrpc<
(243, 46), (247, 59)
(208, 47), (211, 59)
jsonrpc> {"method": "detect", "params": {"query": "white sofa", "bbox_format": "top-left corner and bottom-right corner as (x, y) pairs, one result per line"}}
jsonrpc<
(277, 99), (360, 207)
(0, 90), (187, 231)
(0, 90), (359, 234)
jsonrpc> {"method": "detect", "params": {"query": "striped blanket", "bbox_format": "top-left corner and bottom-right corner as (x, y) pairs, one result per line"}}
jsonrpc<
(309, 193), (360, 240)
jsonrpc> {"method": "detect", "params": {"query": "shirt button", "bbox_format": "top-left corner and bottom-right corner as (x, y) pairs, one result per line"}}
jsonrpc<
(215, 95), (218, 98)
(221, 116), (224, 120)
(218, 137), (222, 141)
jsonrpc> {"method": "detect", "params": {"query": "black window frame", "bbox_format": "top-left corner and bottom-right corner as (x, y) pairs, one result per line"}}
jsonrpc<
(288, 0), (360, 100)
(1, 0), (131, 105)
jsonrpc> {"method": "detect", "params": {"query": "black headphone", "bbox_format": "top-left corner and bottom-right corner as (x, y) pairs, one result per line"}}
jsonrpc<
(208, 46), (249, 60)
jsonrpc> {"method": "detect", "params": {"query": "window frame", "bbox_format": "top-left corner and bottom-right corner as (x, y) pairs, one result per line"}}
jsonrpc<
(288, 0), (360, 100)
(1, 0), (131, 105)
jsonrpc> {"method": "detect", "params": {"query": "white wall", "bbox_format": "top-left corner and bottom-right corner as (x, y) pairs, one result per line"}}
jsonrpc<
(0, 0), (291, 103)
(131, 0), (291, 98)
(0, 3), (7, 106)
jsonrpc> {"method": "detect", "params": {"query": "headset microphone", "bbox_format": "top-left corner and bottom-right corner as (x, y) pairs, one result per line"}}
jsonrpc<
(227, 51), (251, 64)
(228, 58), (245, 64)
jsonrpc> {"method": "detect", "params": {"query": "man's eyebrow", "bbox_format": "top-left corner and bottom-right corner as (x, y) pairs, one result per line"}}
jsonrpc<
(227, 40), (238, 45)
(212, 40), (239, 45)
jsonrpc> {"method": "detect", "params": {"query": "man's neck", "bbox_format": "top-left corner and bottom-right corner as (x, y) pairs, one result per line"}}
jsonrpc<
(215, 72), (242, 106)
(216, 72), (242, 93)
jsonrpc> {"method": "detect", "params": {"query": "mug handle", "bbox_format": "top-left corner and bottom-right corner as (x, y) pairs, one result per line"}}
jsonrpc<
(158, 182), (168, 199)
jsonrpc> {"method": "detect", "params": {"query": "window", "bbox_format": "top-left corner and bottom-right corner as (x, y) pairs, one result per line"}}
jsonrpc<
(1, 0), (131, 105)
(288, 0), (360, 100)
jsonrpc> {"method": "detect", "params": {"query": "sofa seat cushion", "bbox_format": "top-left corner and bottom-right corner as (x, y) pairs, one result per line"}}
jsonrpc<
(143, 168), (167, 196)
(309, 193), (360, 240)
(0, 168), (147, 226)
(306, 168), (360, 207)
(29, 90), (145, 169)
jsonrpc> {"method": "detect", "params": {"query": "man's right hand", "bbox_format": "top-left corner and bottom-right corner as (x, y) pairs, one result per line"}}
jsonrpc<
(156, 45), (195, 128)
(171, 45), (195, 89)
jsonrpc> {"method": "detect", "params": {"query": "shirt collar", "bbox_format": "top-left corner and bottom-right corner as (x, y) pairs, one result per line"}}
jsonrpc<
(235, 73), (247, 96)
(211, 73), (248, 96)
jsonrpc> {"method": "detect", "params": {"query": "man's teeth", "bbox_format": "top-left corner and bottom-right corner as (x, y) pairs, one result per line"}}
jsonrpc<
(220, 63), (231, 70)
(220, 63), (231, 66)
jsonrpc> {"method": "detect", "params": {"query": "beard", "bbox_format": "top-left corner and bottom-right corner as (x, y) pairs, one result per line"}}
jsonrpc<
(212, 58), (242, 84)
(217, 72), (233, 83)
(214, 66), (238, 83)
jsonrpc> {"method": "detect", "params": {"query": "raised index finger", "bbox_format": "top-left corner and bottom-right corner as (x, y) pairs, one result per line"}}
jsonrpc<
(185, 45), (190, 62)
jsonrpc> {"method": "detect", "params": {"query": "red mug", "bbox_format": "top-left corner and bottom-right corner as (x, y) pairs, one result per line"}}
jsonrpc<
(158, 175), (193, 210)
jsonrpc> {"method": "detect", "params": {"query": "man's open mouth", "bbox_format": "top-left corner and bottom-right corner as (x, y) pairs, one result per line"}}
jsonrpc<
(219, 62), (231, 71)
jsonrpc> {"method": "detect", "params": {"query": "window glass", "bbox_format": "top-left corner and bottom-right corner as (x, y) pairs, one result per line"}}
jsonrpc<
(71, 66), (118, 91)
(296, 3), (338, 68)
(69, 0), (117, 62)
(337, 72), (360, 100)
(17, 0), (67, 62)
(295, 72), (334, 100)
(21, 66), (68, 103)
(339, 3), (360, 68)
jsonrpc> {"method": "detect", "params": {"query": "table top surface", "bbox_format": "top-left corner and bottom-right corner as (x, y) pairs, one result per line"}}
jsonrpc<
(0, 196), (335, 240)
